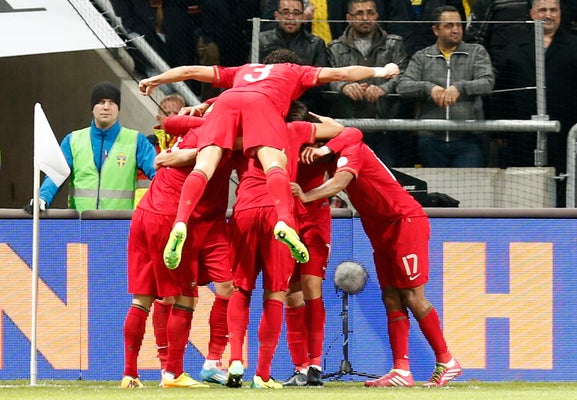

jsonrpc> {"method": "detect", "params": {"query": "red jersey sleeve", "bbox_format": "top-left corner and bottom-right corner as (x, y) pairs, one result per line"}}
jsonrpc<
(163, 115), (204, 136)
(334, 142), (363, 179)
(213, 65), (240, 88)
(325, 127), (363, 154)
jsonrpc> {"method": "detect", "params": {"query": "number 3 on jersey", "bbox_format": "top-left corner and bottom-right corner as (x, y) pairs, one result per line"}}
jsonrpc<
(244, 64), (273, 82)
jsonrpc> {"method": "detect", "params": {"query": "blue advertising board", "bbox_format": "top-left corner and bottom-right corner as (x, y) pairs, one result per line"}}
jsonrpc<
(0, 216), (575, 381)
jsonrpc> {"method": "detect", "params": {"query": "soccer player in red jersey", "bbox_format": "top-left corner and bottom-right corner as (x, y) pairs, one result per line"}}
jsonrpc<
(122, 112), (234, 388)
(283, 125), (364, 387)
(138, 49), (400, 270)
(291, 134), (462, 388)
(224, 104), (345, 389)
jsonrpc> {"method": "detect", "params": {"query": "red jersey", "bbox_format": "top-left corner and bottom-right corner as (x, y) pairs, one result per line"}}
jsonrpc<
(138, 128), (232, 221)
(233, 121), (315, 212)
(214, 63), (321, 117)
(333, 142), (425, 229)
(296, 127), (365, 214)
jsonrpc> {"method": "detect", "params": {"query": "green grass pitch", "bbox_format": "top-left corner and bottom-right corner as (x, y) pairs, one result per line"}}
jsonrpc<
(1, 380), (576, 400)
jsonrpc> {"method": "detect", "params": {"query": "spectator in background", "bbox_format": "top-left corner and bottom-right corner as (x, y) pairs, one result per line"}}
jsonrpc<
(497, 0), (577, 206)
(255, 0), (330, 113)
(405, 0), (468, 56)
(256, 0), (328, 67)
(110, 0), (167, 76)
(397, 5), (494, 167)
(26, 81), (157, 213)
(327, 0), (411, 166)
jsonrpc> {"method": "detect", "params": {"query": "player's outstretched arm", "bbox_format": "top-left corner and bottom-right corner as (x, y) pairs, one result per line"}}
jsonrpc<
(139, 66), (215, 95)
(318, 63), (400, 83)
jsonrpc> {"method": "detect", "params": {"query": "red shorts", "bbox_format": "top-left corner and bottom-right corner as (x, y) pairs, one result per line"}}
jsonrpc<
(228, 207), (294, 292)
(197, 90), (289, 155)
(371, 216), (430, 289)
(189, 219), (233, 286)
(127, 208), (197, 297)
(290, 206), (331, 283)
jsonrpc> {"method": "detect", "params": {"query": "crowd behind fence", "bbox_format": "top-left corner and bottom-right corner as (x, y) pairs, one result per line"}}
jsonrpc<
(90, 0), (577, 208)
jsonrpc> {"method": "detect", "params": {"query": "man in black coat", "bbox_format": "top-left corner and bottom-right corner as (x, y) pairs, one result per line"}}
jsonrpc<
(497, 0), (577, 206)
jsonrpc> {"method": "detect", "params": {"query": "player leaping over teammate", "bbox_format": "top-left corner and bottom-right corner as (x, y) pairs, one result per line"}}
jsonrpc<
(138, 49), (399, 269)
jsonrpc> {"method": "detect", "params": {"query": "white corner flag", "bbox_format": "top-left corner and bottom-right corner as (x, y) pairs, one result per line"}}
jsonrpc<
(34, 103), (70, 186)
(30, 103), (71, 386)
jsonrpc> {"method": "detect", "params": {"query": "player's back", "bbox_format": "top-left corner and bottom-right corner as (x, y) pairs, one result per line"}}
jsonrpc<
(216, 63), (320, 114)
(338, 142), (424, 226)
(137, 131), (198, 216)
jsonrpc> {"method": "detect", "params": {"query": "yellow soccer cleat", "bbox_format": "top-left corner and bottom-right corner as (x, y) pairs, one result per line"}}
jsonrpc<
(163, 222), (187, 269)
(161, 372), (210, 388)
(251, 375), (283, 389)
(273, 221), (309, 263)
(120, 376), (144, 388)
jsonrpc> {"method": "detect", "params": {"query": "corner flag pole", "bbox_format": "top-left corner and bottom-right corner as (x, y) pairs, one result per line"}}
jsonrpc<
(30, 164), (41, 386)
(31, 103), (70, 386)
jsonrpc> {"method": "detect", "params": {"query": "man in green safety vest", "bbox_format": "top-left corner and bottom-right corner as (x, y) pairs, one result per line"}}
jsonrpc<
(25, 81), (157, 213)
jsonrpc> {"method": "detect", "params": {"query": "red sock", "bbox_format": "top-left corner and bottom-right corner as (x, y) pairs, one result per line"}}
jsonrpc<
(165, 305), (193, 377)
(175, 171), (208, 224)
(285, 304), (308, 369)
(387, 310), (410, 370)
(227, 289), (251, 363)
(152, 300), (171, 371)
(208, 294), (229, 360)
(256, 299), (284, 381)
(305, 297), (325, 365)
(417, 307), (451, 363)
(123, 305), (149, 377)
(265, 167), (295, 226)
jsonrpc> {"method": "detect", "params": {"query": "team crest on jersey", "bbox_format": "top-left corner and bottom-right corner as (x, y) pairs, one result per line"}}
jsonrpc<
(116, 153), (127, 167)
(337, 156), (348, 168)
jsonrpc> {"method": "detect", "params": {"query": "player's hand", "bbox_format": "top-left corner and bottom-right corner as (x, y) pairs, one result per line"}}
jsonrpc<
(382, 63), (400, 78)
(300, 145), (330, 164)
(154, 150), (171, 169)
(24, 198), (47, 215)
(138, 78), (158, 96)
(290, 182), (305, 200)
(179, 103), (209, 116)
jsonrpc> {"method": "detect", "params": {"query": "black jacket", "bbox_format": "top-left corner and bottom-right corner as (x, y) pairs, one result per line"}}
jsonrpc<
(256, 27), (329, 66)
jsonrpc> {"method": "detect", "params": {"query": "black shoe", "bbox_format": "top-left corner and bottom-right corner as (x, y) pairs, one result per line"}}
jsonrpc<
(283, 370), (308, 386)
(307, 366), (323, 386)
